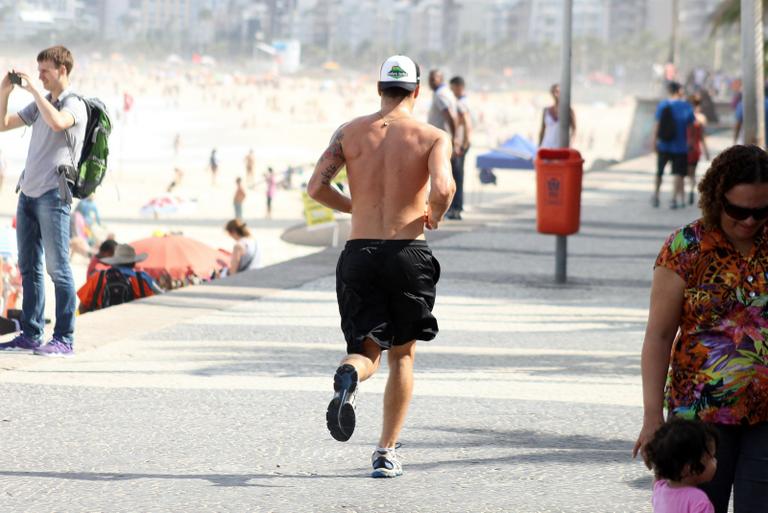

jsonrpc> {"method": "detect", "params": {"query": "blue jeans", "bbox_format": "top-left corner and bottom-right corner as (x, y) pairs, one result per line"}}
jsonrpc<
(16, 188), (76, 344)
(450, 152), (465, 212)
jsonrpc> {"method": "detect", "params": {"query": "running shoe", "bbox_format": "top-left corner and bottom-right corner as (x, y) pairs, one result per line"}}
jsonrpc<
(371, 446), (403, 478)
(33, 338), (74, 358)
(0, 333), (42, 352)
(326, 363), (358, 442)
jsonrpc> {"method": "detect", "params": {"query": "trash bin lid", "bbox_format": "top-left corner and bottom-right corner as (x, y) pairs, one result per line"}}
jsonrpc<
(535, 148), (583, 163)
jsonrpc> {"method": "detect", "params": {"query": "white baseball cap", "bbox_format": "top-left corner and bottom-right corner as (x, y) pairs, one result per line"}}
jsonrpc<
(378, 55), (420, 91)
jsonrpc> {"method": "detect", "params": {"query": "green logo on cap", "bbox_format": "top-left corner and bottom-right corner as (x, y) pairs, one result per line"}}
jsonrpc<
(387, 65), (407, 79)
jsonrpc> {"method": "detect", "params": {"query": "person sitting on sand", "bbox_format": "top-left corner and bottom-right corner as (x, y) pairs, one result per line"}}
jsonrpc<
(224, 219), (260, 273)
(77, 244), (161, 314)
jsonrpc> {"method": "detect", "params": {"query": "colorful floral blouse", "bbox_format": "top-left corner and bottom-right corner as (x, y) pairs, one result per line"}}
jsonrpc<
(656, 219), (768, 425)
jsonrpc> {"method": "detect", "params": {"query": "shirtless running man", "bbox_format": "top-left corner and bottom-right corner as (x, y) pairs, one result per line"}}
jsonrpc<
(307, 55), (455, 478)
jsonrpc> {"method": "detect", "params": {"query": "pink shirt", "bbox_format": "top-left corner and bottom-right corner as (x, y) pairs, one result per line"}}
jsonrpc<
(652, 480), (714, 513)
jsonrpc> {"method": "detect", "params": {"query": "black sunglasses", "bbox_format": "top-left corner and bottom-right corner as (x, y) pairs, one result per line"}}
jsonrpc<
(722, 198), (768, 221)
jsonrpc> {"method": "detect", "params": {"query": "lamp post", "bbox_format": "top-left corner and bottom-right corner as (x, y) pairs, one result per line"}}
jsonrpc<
(669, 0), (680, 67)
(740, 0), (765, 147)
(555, 0), (573, 284)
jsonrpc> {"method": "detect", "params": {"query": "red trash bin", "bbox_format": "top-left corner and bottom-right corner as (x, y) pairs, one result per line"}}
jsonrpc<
(535, 148), (584, 235)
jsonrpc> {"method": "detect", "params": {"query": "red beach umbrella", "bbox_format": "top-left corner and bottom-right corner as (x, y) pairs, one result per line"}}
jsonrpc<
(130, 235), (229, 281)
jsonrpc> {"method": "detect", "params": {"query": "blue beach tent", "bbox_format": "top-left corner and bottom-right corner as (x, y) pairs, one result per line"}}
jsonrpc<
(475, 135), (537, 171)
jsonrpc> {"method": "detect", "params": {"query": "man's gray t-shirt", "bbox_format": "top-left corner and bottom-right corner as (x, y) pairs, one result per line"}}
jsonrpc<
(455, 95), (470, 145)
(17, 90), (87, 198)
(427, 84), (457, 134)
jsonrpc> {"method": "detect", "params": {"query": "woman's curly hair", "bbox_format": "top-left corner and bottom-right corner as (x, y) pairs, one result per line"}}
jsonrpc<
(698, 145), (768, 228)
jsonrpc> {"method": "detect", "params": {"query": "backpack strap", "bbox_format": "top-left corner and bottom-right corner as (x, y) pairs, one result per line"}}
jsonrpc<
(135, 272), (148, 298)
(90, 270), (106, 312)
(61, 93), (85, 167)
(57, 93), (86, 204)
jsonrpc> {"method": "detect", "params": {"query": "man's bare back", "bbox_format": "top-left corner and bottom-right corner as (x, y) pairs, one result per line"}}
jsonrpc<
(343, 113), (452, 239)
(308, 102), (454, 240)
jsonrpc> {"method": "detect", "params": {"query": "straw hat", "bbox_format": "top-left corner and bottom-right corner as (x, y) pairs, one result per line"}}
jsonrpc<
(99, 244), (148, 265)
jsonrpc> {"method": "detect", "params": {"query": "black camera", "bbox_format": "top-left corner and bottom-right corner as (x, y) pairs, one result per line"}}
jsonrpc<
(8, 72), (21, 86)
(57, 165), (77, 189)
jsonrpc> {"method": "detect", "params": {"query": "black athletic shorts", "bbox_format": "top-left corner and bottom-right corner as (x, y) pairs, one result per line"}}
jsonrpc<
(657, 151), (688, 177)
(336, 239), (441, 354)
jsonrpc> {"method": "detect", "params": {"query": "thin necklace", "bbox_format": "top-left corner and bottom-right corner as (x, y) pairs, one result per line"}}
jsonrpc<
(380, 111), (409, 127)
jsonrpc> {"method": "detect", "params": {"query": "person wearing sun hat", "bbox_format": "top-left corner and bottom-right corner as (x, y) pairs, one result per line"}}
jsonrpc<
(76, 243), (161, 314)
(307, 54), (455, 478)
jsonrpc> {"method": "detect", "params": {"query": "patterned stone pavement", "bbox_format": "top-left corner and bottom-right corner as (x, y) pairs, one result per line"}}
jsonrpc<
(0, 148), (713, 512)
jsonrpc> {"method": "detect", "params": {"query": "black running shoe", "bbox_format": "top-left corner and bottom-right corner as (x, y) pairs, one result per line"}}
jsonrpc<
(326, 364), (358, 442)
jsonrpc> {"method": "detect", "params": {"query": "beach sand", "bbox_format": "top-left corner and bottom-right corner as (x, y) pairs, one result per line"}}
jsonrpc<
(0, 57), (636, 324)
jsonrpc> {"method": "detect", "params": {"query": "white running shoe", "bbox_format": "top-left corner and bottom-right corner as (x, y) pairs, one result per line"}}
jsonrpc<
(371, 446), (403, 478)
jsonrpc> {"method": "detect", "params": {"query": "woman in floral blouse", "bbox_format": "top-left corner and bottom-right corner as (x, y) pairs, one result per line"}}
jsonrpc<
(634, 144), (768, 513)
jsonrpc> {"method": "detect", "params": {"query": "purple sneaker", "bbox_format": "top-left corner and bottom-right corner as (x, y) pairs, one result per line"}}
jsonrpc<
(0, 333), (42, 352)
(33, 339), (74, 358)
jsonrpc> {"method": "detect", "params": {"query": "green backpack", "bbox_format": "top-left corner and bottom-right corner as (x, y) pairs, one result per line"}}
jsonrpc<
(63, 95), (112, 199)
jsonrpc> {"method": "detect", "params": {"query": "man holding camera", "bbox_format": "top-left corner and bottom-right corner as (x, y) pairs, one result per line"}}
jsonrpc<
(0, 46), (87, 357)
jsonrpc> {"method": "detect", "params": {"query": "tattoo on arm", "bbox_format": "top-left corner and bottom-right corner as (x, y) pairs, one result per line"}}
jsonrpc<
(319, 129), (344, 186)
(320, 164), (338, 186)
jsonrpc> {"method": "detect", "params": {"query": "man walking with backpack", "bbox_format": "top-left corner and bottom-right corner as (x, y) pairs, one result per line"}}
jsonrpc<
(0, 46), (87, 356)
(653, 81), (694, 209)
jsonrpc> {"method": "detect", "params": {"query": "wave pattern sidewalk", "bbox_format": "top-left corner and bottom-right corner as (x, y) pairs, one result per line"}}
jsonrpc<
(0, 146), (712, 512)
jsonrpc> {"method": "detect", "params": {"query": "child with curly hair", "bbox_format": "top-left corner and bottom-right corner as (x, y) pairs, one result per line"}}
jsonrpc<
(645, 418), (718, 513)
